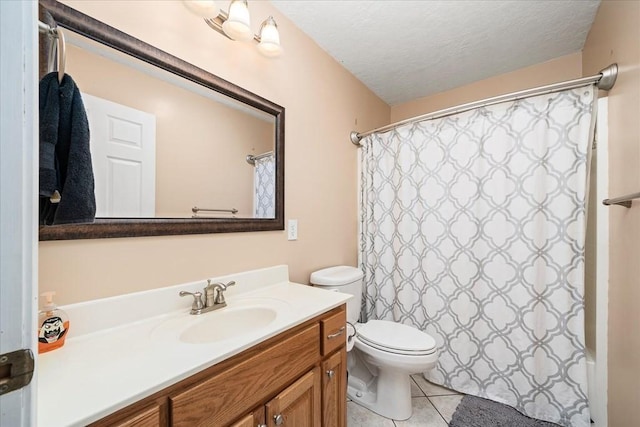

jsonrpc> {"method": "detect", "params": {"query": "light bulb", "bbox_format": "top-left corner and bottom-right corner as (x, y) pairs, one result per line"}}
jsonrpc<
(258, 16), (282, 58)
(182, 0), (220, 18)
(222, 0), (252, 42)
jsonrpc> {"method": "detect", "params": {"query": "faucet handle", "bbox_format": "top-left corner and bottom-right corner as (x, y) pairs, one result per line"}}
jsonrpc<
(210, 280), (236, 304)
(223, 280), (236, 290)
(179, 291), (205, 314)
(209, 280), (236, 291)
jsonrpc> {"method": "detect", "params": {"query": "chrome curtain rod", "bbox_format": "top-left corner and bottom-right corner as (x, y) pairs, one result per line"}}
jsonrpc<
(246, 151), (274, 165)
(38, 20), (66, 83)
(603, 191), (640, 208)
(350, 63), (619, 146)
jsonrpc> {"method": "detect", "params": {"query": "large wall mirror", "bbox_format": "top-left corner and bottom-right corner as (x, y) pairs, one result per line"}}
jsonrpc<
(38, 0), (284, 240)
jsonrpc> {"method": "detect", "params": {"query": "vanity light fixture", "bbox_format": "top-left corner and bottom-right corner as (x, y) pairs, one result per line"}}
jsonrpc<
(183, 0), (220, 19)
(222, 0), (252, 41)
(257, 16), (282, 58)
(182, 0), (283, 58)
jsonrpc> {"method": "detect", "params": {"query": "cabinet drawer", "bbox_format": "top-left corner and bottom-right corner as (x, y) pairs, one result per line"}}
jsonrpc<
(170, 324), (321, 427)
(320, 308), (346, 356)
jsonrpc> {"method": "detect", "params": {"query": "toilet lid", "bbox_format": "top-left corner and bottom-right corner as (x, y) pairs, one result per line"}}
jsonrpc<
(357, 320), (437, 355)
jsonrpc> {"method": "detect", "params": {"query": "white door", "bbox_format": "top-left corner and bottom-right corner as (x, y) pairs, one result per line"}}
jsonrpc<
(83, 94), (156, 217)
(0, 1), (37, 425)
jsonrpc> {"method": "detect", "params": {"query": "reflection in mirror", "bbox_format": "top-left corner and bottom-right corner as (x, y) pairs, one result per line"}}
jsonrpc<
(38, 0), (284, 240)
(66, 31), (276, 219)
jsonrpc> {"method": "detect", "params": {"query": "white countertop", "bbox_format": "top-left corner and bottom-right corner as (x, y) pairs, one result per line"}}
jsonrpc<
(37, 266), (351, 427)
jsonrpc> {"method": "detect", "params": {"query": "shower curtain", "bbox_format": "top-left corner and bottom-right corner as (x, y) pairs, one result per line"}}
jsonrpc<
(359, 86), (596, 427)
(253, 153), (276, 218)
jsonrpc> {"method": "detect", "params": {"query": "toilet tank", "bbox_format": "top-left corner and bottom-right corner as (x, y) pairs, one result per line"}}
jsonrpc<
(310, 266), (363, 324)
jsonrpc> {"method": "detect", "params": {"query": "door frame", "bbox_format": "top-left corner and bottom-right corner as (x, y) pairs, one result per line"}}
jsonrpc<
(0, 0), (38, 425)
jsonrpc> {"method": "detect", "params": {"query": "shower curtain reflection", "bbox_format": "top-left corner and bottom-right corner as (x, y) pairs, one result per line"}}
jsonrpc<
(253, 152), (276, 218)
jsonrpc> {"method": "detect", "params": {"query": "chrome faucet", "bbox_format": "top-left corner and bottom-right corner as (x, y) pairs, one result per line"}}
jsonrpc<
(179, 280), (236, 315)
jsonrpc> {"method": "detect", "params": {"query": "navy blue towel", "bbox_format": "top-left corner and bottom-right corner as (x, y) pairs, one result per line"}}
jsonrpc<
(39, 72), (96, 225)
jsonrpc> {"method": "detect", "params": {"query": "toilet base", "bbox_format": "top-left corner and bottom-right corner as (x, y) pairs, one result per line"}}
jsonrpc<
(347, 368), (413, 420)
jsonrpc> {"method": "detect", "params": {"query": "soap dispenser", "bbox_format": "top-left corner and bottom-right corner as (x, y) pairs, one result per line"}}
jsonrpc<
(38, 291), (69, 354)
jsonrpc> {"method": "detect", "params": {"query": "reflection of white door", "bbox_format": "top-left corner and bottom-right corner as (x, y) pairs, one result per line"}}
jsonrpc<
(83, 93), (156, 217)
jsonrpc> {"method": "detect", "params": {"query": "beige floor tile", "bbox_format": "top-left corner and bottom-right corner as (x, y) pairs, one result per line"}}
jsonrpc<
(347, 401), (395, 427)
(411, 377), (425, 397)
(412, 374), (460, 396)
(393, 397), (448, 427)
(429, 394), (464, 423)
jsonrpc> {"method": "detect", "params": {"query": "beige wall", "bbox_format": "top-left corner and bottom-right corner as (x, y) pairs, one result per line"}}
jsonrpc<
(391, 52), (583, 121)
(582, 1), (640, 425)
(66, 43), (273, 218)
(39, 0), (390, 304)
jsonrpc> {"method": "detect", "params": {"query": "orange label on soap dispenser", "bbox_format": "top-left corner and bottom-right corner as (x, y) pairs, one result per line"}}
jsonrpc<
(38, 317), (69, 353)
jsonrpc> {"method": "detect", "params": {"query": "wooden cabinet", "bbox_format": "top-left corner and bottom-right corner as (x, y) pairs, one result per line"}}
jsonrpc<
(321, 309), (347, 356)
(111, 404), (162, 427)
(321, 350), (347, 427)
(90, 305), (347, 427)
(266, 368), (321, 427)
(171, 324), (320, 426)
(229, 407), (264, 427)
(229, 414), (255, 427)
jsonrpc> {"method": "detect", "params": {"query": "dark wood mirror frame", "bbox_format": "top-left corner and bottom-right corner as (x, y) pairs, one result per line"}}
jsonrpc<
(38, 0), (284, 241)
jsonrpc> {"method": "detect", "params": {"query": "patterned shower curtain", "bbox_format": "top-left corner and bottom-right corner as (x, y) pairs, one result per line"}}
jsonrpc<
(359, 86), (596, 427)
(253, 153), (275, 218)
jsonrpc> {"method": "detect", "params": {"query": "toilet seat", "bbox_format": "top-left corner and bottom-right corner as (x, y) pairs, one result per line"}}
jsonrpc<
(357, 320), (437, 356)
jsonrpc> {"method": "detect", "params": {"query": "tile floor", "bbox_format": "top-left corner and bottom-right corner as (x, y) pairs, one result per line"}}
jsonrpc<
(347, 375), (464, 426)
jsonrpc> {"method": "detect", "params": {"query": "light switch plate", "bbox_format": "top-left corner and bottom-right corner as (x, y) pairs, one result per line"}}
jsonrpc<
(287, 219), (298, 240)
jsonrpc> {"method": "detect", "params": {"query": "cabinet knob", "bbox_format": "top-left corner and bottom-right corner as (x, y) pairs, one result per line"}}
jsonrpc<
(258, 424), (267, 427)
(326, 370), (335, 379)
(273, 414), (284, 425)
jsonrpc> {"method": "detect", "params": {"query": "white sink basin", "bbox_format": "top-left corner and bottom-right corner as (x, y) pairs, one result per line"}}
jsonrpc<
(180, 306), (277, 344)
(150, 297), (289, 345)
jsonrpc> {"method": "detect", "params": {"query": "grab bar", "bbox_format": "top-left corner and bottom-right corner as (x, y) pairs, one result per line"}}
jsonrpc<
(602, 191), (640, 208)
(191, 206), (238, 214)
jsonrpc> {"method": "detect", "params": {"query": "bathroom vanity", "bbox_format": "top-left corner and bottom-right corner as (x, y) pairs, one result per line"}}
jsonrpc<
(93, 306), (346, 427)
(37, 266), (350, 427)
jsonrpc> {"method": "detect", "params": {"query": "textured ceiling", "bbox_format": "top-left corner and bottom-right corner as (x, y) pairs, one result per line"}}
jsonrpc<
(271, 0), (600, 105)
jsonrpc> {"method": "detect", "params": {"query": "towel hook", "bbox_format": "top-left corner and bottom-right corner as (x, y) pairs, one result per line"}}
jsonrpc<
(40, 21), (66, 83)
(55, 27), (66, 83)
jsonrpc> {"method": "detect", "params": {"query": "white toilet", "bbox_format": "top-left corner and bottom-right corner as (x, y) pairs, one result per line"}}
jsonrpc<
(310, 266), (438, 420)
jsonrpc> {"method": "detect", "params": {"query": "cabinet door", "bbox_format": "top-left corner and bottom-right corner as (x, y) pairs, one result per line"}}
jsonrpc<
(322, 349), (347, 427)
(266, 368), (321, 427)
(230, 406), (265, 427)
